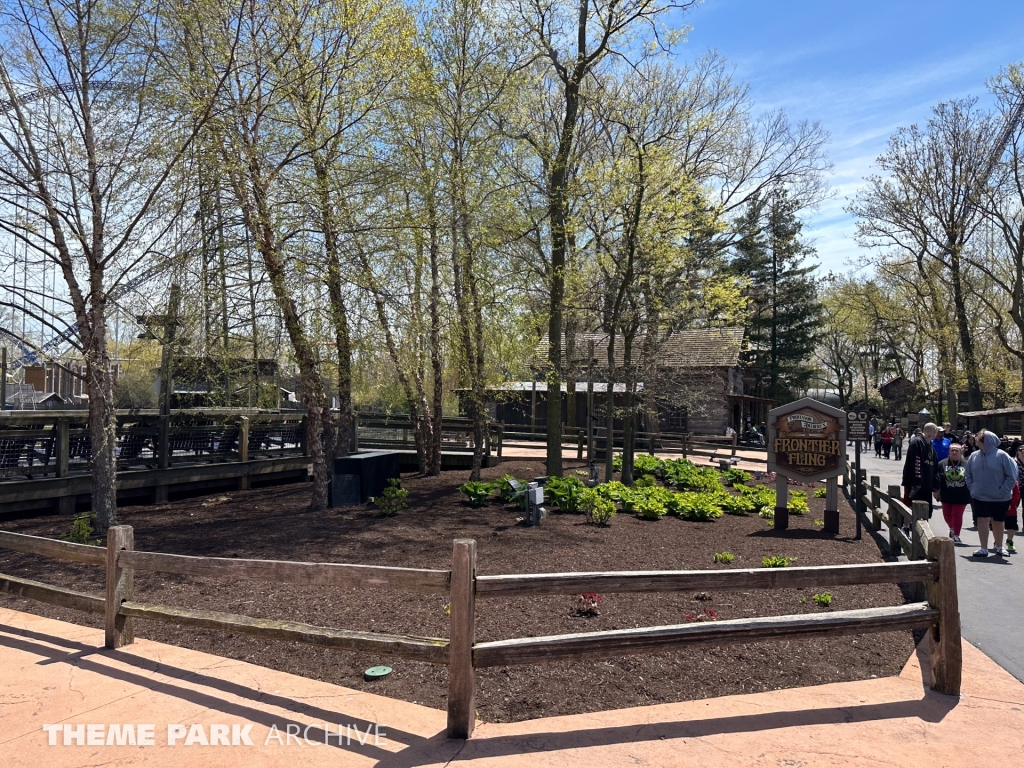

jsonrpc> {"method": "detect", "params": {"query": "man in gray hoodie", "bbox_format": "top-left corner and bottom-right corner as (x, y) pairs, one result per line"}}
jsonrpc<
(965, 429), (1018, 558)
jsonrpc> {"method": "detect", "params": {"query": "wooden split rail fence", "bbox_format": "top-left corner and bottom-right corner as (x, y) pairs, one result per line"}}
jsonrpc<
(0, 525), (961, 741)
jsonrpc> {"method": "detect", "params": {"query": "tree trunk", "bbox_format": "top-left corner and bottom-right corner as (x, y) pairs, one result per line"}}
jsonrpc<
(948, 247), (982, 410)
(314, 161), (352, 457)
(565, 317), (577, 429)
(428, 197), (444, 476)
(239, 172), (331, 510)
(83, 282), (118, 533)
(620, 330), (637, 485)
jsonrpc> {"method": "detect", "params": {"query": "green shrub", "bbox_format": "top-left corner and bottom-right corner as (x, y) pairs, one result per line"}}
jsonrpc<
(813, 519), (825, 527)
(665, 491), (723, 521)
(595, 480), (629, 503)
(713, 552), (734, 564)
(762, 555), (794, 568)
(494, 475), (521, 502)
(718, 493), (755, 515)
(612, 453), (623, 471)
(789, 491), (809, 515)
(663, 459), (721, 492)
(759, 507), (775, 523)
(632, 454), (666, 479)
(738, 484), (777, 515)
(722, 467), (751, 486)
(634, 495), (667, 520)
(581, 489), (616, 526)
(61, 514), (99, 545)
(375, 478), (408, 516)
(634, 474), (658, 488)
(546, 475), (588, 513)
(813, 592), (833, 607)
(813, 487), (828, 498)
(459, 480), (494, 507)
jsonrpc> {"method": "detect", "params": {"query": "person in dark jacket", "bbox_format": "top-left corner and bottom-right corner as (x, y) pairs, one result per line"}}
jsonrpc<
(903, 422), (938, 517)
(934, 442), (971, 544)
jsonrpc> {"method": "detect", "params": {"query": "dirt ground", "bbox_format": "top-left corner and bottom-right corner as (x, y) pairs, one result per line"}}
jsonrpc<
(0, 458), (917, 723)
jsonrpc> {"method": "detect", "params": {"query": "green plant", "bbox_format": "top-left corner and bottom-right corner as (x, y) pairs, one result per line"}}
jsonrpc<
(663, 459), (721, 492)
(375, 478), (408, 516)
(459, 480), (494, 507)
(813, 487), (828, 498)
(813, 592), (833, 607)
(494, 475), (521, 502)
(671, 492), (724, 521)
(813, 519), (825, 527)
(61, 514), (99, 545)
(595, 480), (629, 503)
(546, 475), (588, 513)
(612, 453), (623, 471)
(789, 491), (809, 515)
(713, 552), (734, 564)
(634, 474), (657, 488)
(718, 493), (755, 515)
(581, 489), (616, 526)
(722, 467), (751, 486)
(759, 507), (775, 523)
(762, 555), (794, 568)
(632, 454), (666, 479)
(634, 495), (668, 520)
(739, 484), (777, 515)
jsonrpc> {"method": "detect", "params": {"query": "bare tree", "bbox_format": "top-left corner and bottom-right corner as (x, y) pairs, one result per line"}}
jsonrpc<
(0, 0), (231, 531)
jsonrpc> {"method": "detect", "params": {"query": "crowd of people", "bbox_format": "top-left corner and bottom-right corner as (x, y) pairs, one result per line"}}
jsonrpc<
(898, 421), (1023, 558)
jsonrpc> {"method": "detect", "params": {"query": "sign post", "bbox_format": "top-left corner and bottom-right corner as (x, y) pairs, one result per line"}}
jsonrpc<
(846, 410), (869, 540)
(768, 399), (847, 533)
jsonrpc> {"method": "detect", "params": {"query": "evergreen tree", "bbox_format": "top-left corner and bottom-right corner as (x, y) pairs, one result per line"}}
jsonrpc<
(732, 190), (823, 402)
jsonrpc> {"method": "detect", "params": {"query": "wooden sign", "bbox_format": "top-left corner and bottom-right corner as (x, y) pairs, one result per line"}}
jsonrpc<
(768, 399), (846, 482)
(767, 398), (846, 534)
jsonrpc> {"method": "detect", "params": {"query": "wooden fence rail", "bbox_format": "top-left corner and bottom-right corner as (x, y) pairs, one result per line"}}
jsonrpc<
(0, 521), (961, 741)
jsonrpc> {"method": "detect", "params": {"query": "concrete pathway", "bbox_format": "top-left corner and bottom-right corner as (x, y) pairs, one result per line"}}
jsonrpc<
(851, 443), (1024, 684)
(3, 606), (1024, 767)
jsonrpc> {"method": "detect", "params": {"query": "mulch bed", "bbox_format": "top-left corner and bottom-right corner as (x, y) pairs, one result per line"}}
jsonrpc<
(0, 458), (916, 723)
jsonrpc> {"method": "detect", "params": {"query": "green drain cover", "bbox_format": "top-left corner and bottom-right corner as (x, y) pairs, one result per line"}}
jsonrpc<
(364, 666), (392, 681)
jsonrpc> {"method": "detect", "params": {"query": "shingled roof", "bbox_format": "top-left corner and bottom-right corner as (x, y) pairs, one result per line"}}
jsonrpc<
(534, 328), (745, 370)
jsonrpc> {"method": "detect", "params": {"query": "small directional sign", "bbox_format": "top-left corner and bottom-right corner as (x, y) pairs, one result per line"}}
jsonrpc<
(847, 411), (869, 440)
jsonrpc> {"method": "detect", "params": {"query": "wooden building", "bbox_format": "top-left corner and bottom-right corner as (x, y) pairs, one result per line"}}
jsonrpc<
(473, 328), (771, 436)
(958, 406), (1023, 437)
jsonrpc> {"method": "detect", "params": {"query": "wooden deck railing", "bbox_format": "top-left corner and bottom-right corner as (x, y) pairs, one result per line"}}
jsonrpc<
(0, 525), (961, 741)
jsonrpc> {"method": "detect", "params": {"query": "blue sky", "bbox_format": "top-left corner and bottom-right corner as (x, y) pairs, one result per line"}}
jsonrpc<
(678, 0), (1024, 274)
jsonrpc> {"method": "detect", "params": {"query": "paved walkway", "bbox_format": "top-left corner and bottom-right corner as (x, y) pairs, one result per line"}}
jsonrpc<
(852, 444), (1024, 684)
(3, 606), (1023, 767)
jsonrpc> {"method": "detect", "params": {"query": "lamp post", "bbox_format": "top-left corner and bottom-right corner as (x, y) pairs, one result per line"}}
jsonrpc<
(918, 407), (931, 431)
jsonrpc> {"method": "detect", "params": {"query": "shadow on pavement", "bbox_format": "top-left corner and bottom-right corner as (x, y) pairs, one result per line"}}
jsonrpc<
(0, 625), (428, 759)
(376, 690), (960, 768)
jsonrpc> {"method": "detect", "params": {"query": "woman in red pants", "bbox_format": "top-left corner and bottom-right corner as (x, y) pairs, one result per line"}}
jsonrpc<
(935, 442), (971, 544)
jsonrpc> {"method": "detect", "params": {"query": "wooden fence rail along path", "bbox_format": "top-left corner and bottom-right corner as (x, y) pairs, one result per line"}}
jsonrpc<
(0, 523), (961, 741)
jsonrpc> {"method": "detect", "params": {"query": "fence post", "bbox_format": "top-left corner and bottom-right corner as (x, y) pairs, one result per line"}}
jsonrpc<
(104, 525), (134, 649)
(577, 429), (584, 460)
(911, 501), (929, 560)
(887, 485), (902, 556)
(447, 539), (477, 739)
(926, 536), (962, 695)
(55, 418), (75, 515)
(870, 475), (882, 531)
(154, 415), (170, 503)
(238, 416), (250, 491)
